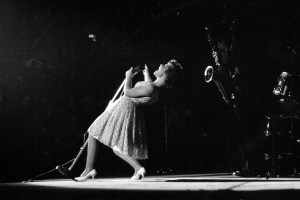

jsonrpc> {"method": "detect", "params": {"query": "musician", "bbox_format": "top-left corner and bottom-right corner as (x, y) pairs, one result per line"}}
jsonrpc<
(75, 60), (183, 181)
(217, 39), (239, 79)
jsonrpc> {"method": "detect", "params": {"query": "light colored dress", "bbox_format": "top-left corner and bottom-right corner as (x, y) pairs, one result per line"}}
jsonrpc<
(88, 81), (159, 159)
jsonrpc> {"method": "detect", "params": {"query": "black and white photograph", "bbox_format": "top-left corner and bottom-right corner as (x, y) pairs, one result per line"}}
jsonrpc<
(0, 0), (300, 199)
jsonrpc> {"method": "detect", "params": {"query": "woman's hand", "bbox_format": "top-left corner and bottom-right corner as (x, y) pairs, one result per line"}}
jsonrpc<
(143, 64), (153, 82)
(125, 67), (134, 79)
(143, 64), (149, 76)
(125, 67), (139, 79)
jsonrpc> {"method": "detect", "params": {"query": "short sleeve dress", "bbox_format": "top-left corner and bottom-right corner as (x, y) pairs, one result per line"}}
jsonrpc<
(87, 81), (159, 159)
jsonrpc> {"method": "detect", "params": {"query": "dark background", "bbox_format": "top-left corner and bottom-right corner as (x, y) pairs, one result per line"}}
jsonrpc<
(0, 0), (299, 182)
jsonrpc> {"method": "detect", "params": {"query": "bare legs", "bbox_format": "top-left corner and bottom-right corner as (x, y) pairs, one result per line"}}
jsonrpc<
(113, 149), (143, 174)
(79, 133), (144, 179)
(80, 134), (98, 176)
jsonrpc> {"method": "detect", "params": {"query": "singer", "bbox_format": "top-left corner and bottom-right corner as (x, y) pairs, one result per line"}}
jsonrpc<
(75, 59), (183, 181)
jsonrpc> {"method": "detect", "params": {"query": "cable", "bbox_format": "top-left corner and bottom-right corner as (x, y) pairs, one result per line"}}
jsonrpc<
(24, 158), (75, 182)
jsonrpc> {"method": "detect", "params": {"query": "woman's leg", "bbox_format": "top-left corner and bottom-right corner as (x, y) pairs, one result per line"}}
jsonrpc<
(113, 150), (143, 173)
(81, 134), (98, 176)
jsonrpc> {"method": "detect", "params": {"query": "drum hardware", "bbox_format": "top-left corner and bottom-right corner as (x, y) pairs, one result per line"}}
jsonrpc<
(279, 114), (300, 120)
(263, 70), (300, 177)
(263, 114), (299, 177)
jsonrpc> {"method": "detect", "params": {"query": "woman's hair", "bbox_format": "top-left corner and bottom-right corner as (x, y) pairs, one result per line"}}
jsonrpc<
(164, 59), (183, 88)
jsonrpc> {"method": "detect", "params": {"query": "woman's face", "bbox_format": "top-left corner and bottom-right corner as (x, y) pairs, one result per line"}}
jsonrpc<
(154, 62), (173, 78)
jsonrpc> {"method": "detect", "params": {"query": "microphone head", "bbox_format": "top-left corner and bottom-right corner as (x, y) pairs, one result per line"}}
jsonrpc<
(132, 65), (141, 73)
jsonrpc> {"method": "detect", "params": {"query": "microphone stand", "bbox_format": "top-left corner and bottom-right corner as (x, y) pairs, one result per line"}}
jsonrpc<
(158, 96), (172, 175)
(157, 92), (178, 175)
(25, 66), (141, 182)
(54, 66), (141, 180)
(55, 79), (126, 181)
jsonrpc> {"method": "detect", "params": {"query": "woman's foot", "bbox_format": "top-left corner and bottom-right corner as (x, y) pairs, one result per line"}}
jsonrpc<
(131, 167), (146, 180)
(75, 169), (97, 182)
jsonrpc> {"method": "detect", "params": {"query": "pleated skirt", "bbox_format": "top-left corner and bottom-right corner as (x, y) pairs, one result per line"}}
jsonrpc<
(88, 96), (148, 159)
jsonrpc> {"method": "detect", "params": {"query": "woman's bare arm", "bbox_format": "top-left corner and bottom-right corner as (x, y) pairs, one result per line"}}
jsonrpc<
(123, 67), (154, 98)
(124, 84), (154, 98)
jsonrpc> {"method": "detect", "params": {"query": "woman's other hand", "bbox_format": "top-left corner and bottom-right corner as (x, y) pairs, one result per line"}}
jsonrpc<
(143, 65), (149, 76)
(125, 67), (134, 79)
(143, 64), (153, 82)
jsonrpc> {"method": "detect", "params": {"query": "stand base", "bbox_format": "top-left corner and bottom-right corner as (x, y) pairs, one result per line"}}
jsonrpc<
(56, 166), (77, 181)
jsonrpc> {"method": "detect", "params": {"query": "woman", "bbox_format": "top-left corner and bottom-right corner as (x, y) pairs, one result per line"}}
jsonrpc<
(75, 59), (183, 181)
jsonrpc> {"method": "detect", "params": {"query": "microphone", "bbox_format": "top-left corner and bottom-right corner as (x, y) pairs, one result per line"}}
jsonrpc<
(132, 65), (141, 73)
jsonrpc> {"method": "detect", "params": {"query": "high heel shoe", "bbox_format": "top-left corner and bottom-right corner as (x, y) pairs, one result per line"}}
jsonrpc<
(75, 169), (97, 182)
(131, 167), (146, 180)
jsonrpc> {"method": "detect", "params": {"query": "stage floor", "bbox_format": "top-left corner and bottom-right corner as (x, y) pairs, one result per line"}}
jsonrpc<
(2, 173), (300, 199)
